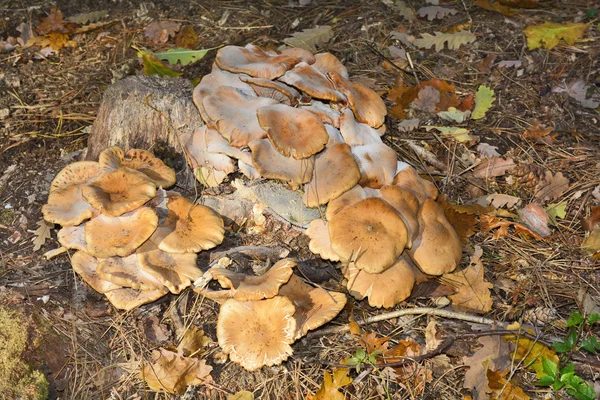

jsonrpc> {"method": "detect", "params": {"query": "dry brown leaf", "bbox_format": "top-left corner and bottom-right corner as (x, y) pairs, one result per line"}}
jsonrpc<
(499, 0), (541, 8)
(474, 0), (518, 16)
(581, 205), (600, 232)
(383, 338), (432, 395)
(473, 157), (516, 178)
(447, 246), (493, 313)
(487, 369), (530, 399)
(476, 54), (497, 73)
(308, 367), (352, 400)
(475, 194), (521, 209)
(387, 77), (420, 119)
(519, 203), (550, 237)
(37, 7), (71, 34)
(479, 215), (543, 240)
(139, 315), (170, 344)
(177, 327), (211, 357)
(438, 196), (478, 244)
(463, 335), (511, 400)
(534, 171), (569, 202)
(32, 218), (54, 251)
(417, 6), (458, 21)
(175, 25), (199, 49)
(412, 86), (441, 112)
(521, 124), (555, 145)
(141, 348), (212, 394)
(582, 225), (600, 257)
(144, 20), (181, 44)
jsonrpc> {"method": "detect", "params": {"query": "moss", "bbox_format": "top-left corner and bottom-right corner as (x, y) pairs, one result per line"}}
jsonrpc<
(0, 208), (15, 225)
(0, 307), (49, 400)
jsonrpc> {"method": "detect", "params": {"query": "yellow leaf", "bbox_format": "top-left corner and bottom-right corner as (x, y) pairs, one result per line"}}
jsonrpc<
(503, 326), (559, 379)
(228, 391), (254, 400)
(141, 348), (212, 394)
(472, 85), (495, 120)
(310, 367), (352, 400)
(487, 369), (531, 399)
(523, 22), (589, 50)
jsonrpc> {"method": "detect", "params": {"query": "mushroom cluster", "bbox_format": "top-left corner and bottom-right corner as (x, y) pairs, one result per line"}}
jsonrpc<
(196, 259), (346, 371)
(187, 44), (462, 309)
(42, 147), (225, 310)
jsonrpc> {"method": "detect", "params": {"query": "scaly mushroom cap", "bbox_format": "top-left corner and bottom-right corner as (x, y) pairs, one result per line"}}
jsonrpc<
(215, 44), (301, 80)
(344, 256), (416, 308)
(406, 199), (462, 275)
(97, 254), (165, 290)
(104, 287), (168, 311)
(50, 161), (100, 193)
(378, 185), (420, 248)
(278, 62), (346, 102)
(329, 197), (408, 274)
(339, 109), (383, 146)
(279, 274), (347, 339)
(85, 207), (159, 258)
(151, 194), (224, 254)
(329, 71), (387, 128)
(240, 75), (301, 106)
(82, 168), (157, 217)
(202, 86), (279, 148)
(257, 104), (329, 160)
(99, 147), (175, 188)
(217, 296), (297, 371)
(137, 241), (201, 294)
(305, 219), (340, 261)
(208, 258), (296, 301)
(393, 165), (438, 203)
(325, 185), (377, 221)
(248, 139), (313, 189)
(313, 52), (349, 79)
(57, 225), (86, 251)
(42, 184), (95, 226)
(351, 143), (398, 189)
(303, 143), (361, 207)
(70, 251), (121, 294)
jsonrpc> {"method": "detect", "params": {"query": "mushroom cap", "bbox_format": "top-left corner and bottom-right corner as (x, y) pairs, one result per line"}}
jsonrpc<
(208, 258), (296, 301)
(99, 147), (175, 188)
(42, 184), (95, 226)
(137, 241), (201, 294)
(97, 254), (165, 290)
(278, 62), (346, 102)
(82, 167), (157, 217)
(58, 225), (87, 251)
(240, 75), (301, 106)
(303, 143), (361, 207)
(378, 185), (420, 248)
(217, 296), (297, 371)
(339, 109), (383, 146)
(257, 104), (329, 160)
(351, 143), (398, 189)
(328, 197), (408, 274)
(104, 287), (168, 311)
(70, 251), (121, 294)
(344, 256), (416, 308)
(182, 126), (238, 174)
(280, 47), (316, 64)
(279, 274), (346, 339)
(313, 53), (349, 79)
(215, 44), (300, 80)
(248, 139), (313, 189)
(325, 124), (344, 147)
(50, 161), (100, 193)
(202, 86), (279, 148)
(329, 71), (387, 128)
(406, 199), (462, 275)
(305, 219), (340, 262)
(301, 101), (341, 128)
(193, 68), (254, 108)
(393, 166), (438, 203)
(85, 207), (159, 258)
(151, 194), (224, 254)
(325, 185), (377, 221)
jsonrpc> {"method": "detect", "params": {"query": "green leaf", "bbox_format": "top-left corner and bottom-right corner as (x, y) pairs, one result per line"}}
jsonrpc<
(567, 312), (584, 327)
(537, 375), (555, 386)
(424, 126), (475, 142)
(553, 380), (566, 391)
(552, 340), (571, 353)
(146, 48), (210, 66)
(523, 22), (589, 50)
(546, 202), (567, 226)
(586, 9), (598, 18)
(346, 357), (360, 366)
(580, 338), (598, 354)
(572, 383), (596, 400)
(541, 357), (558, 377)
(471, 85), (495, 120)
(354, 348), (366, 360)
(437, 107), (470, 123)
(587, 313), (600, 325)
(560, 362), (575, 376)
(141, 53), (182, 77)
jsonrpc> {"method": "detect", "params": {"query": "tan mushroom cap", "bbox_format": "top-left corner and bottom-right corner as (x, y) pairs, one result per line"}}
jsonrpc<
(313, 52), (349, 79)
(328, 197), (408, 274)
(208, 258), (296, 301)
(248, 139), (313, 189)
(325, 185), (377, 221)
(280, 47), (316, 64)
(217, 296), (297, 371)
(215, 44), (301, 80)
(301, 101), (341, 128)
(85, 207), (159, 258)
(97, 254), (165, 290)
(329, 71), (387, 128)
(151, 194), (224, 254)
(303, 143), (361, 208)
(136, 241), (201, 294)
(305, 219), (340, 262)
(377, 185), (420, 248)
(393, 164), (438, 203)
(279, 274), (346, 339)
(42, 184), (95, 226)
(104, 286), (168, 311)
(339, 109), (383, 146)
(325, 124), (344, 147)
(50, 161), (100, 193)
(82, 167), (157, 217)
(351, 143), (398, 189)
(278, 62), (346, 102)
(344, 256), (416, 308)
(123, 149), (177, 188)
(202, 86), (279, 148)
(70, 251), (121, 294)
(406, 199), (462, 275)
(182, 126), (238, 175)
(240, 76), (301, 106)
(257, 104), (329, 160)
(58, 225), (86, 251)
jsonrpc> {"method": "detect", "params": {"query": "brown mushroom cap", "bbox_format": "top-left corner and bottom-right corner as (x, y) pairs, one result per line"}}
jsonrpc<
(351, 143), (398, 189)
(151, 194), (224, 254)
(278, 62), (346, 102)
(215, 44), (301, 80)
(240, 75), (301, 106)
(217, 296), (297, 371)
(257, 104), (329, 160)
(305, 219), (340, 262)
(208, 258), (296, 301)
(279, 274), (346, 338)
(301, 101), (341, 128)
(97, 254), (165, 290)
(339, 109), (383, 146)
(329, 71), (387, 128)
(82, 168), (157, 217)
(325, 125), (344, 147)
(325, 185), (377, 221)
(313, 52), (349, 79)
(303, 143), (361, 207)
(99, 147), (175, 188)
(42, 184), (95, 226)
(182, 126), (238, 175)
(328, 197), (408, 274)
(393, 164), (438, 203)
(50, 161), (100, 193)
(248, 139), (314, 189)
(70, 251), (121, 294)
(104, 287), (168, 311)
(377, 185), (420, 248)
(344, 256), (416, 308)
(58, 225), (87, 251)
(202, 86), (279, 148)
(85, 207), (159, 258)
(280, 47), (316, 64)
(406, 199), (462, 275)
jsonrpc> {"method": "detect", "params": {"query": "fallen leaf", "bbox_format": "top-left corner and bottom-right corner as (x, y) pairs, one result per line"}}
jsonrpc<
(473, 157), (516, 178)
(283, 25), (333, 52)
(534, 171), (569, 202)
(32, 219), (54, 251)
(486, 369), (531, 399)
(398, 118), (420, 132)
(546, 201), (567, 226)
(141, 53), (183, 77)
(417, 6), (458, 21)
(477, 143), (500, 158)
(475, 0), (518, 16)
(139, 315), (170, 344)
(496, 60), (522, 68)
(309, 367), (352, 400)
(144, 20), (181, 44)
(503, 324), (558, 378)
(37, 7), (70, 34)
(458, 94), (475, 111)
(177, 327), (211, 357)
(521, 124), (555, 145)
(141, 348), (212, 394)
(438, 107), (470, 123)
(477, 54), (497, 73)
(65, 10), (109, 24)
(438, 196), (478, 243)
(463, 335), (512, 400)
(140, 48), (209, 66)
(412, 86), (441, 112)
(414, 31), (477, 52)
(425, 126), (475, 143)
(0, 42), (15, 53)
(554, 80), (600, 109)
(348, 320), (362, 336)
(475, 194), (521, 209)
(382, 338), (432, 395)
(499, 0), (541, 8)
(471, 85), (495, 120)
(175, 25), (199, 49)
(390, 30), (416, 47)
(581, 205), (600, 232)
(519, 203), (551, 237)
(228, 391), (254, 400)
(447, 246), (493, 313)
(387, 1), (417, 21)
(387, 77), (420, 119)
(444, 21), (473, 33)
(523, 22), (589, 50)
(577, 288), (600, 316)
(582, 225), (600, 256)
(479, 215), (543, 240)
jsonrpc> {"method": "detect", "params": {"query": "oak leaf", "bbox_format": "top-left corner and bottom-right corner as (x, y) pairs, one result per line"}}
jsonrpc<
(581, 205), (600, 232)
(519, 203), (551, 237)
(412, 86), (440, 112)
(447, 246), (493, 313)
(502, 324), (558, 378)
(554, 80), (600, 109)
(438, 196), (478, 243)
(479, 215), (543, 240)
(438, 107), (470, 123)
(309, 367), (352, 400)
(417, 6), (458, 21)
(175, 25), (199, 49)
(475, 0), (518, 16)
(475, 194), (521, 209)
(473, 157), (516, 178)
(523, 22), (588, 50)
(32, 219), (54, 251)
(141, 348), (212, 394)
(425, 126), (475, 143)
(471, 85), (495, 120)
(534, 171), (569, 202)
(144, 20), (181, 44)
(37, 7), (70, 34)
(283, 25), (333, 52)
(486, 369), (530, 399)
(463, 335), (511, 400)
(141, 53), (183, 77)
(413, 31), (476, 52)
(521, 124), (555, 144)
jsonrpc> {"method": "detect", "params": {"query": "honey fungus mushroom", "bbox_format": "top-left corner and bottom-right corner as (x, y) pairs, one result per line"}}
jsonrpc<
(99, 147), (176, 188)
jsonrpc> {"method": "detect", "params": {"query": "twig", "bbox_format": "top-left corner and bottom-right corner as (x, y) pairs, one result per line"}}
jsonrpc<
(403, 140), (447, 172)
